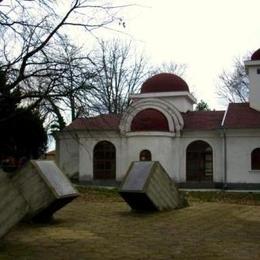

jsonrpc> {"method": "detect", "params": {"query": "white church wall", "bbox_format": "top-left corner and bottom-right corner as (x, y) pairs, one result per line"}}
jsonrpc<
(57, 127), (260, 186)
(180, 131), (224, 183)
(123, 134), (179, 181)
(245, 60), (260, 111)
(248, 67), (260, 111)
(56, 132), (79, 178)
(77, 131), (123, 181)
(226, 129), (260, 184)
(78, 137), (92, 181)
(161, 96), (194, 112)
(131, 92), (196, 113)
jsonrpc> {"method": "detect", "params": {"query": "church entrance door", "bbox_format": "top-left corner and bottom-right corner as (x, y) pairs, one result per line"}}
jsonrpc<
(93, 141), (116, 180)
(186, 141), (213, 182)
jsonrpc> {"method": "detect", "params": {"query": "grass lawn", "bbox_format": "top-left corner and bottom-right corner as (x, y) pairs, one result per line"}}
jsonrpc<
(0, 188), (260, 260)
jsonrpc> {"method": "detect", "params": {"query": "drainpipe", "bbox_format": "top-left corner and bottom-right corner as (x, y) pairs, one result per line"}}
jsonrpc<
(222, 127), (227, 190)
(221, 107), (228, 190)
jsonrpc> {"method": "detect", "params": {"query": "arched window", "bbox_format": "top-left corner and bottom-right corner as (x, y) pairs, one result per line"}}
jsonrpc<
(131, 108), (169, 131)
(93, 141), (116, 180)
(139, 150), (152, 161)
(251, 148), (260, 170)
(186, 140), (213, 182)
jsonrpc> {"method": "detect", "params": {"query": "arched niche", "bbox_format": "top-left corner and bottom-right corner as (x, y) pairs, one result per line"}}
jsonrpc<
(186, 140), (213, 182)
(131, 109), (169, 132)
(251, 148), (260, 170)
(119, 98), (184, 135)
(93, 141), (116, 180)
(139, 150), (152, 161)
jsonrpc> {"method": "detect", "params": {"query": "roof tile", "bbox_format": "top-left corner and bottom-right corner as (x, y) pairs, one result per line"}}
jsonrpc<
(65, 114), (121, 131)
(223, 103), (260, 128)
(64, 103), (260, 132)
(182, 111), (225, 130)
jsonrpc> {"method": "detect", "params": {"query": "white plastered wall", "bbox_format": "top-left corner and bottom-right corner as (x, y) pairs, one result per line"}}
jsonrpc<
(162, 96), (195, 112)
(180, 130), (224, 183)
(122, 133), (179, 181)
(245, 60), (260, 111)
(56, 132), (79, 178)
(77, 131), (123, 181)
(130, 91), (196, 113)
(77, 131), (180, 182)
(248, 67), (260, 111)
(76, 129), (225, 184)
(225, 129), (260, 183)
(58, 128), (260, 185)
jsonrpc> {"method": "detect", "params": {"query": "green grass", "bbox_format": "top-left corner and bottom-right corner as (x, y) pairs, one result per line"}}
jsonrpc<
(76, 186), (121, 202)
(76, 185), (119, 196)
(77, 185), (260, 205)
(186, 191), (260, 205)
(0, 188), (259, 259)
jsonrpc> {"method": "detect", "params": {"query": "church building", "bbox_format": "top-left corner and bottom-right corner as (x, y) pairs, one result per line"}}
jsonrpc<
(56, 49), (260, 189)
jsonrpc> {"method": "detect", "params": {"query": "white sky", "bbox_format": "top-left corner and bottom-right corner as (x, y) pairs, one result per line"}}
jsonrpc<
(104, 0), (260, 110)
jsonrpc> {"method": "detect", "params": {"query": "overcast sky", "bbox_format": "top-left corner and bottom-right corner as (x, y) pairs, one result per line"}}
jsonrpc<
(102, 0), (260, 109)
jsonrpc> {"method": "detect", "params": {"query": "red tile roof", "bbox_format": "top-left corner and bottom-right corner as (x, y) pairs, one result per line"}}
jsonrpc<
(182, 111), (225, 130)
(63, 103), (260, 132)
(65, 114), (121, 131)
(223, 103), (260, 129)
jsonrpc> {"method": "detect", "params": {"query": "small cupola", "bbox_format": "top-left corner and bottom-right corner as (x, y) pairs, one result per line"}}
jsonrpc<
(140, 73), (190, 93)
(130, 73), (196, 113)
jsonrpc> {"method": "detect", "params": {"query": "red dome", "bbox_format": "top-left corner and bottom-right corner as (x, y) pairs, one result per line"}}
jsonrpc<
(251, 49), (260, 60)
(141, 73), (189, 93)
(131, 108), (169, 131)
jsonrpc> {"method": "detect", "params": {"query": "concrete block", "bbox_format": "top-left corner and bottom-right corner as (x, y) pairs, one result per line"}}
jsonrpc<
(12, 160), (79, 221)
(0, 171), (28, 238)
(119, 161), (182, 211)
(0, 160), (79, 238)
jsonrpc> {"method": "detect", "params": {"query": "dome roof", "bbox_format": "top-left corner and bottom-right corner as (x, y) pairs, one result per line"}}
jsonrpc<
(251, 49), (260, 60)
(140, 73), (189, 93)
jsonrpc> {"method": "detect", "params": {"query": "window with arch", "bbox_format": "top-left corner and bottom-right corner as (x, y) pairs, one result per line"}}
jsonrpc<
(186, 140), (213, 182)
(251, 148), (260, 170)
(93, 141), (116, 179)
(139, 150), (152, 161)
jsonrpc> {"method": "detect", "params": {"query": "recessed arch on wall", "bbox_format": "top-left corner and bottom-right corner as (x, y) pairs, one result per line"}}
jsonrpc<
(119, 98), (184, 135)
(139, 149), (152, 161)
(186, 140), (213, 182)
(251, 148), (260, 170)
(93, 140), (116, 180)
(131, 108), (169, 131)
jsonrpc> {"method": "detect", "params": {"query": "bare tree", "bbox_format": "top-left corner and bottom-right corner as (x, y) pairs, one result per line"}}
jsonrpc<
(217, 56), (250, 103)
(0, 0), (127, 121)
(37, 37), (95, 131)
(149, 61), (186, 77)
(87, 39), (149, 114)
